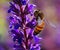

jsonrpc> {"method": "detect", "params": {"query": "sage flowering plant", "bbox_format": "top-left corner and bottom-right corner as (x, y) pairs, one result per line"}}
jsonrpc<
(8, 0), (41, 50)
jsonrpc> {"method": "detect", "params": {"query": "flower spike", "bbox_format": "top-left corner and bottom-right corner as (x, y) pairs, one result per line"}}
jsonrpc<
(8, 0), (42, 50)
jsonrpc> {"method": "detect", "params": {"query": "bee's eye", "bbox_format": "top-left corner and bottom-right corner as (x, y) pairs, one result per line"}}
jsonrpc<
(34, 11), (39, 17)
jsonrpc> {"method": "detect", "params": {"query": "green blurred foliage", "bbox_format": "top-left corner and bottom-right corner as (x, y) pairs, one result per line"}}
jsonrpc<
(0, 0), (8, 41)
(0, 0), (7, 4)
(0, 10), (7, 40)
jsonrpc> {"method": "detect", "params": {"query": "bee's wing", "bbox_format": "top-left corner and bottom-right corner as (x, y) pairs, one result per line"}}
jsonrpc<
(44, 18), (56, 28)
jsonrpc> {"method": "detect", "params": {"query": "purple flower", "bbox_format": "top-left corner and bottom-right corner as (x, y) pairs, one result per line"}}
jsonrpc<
(8, 0), (41, 50)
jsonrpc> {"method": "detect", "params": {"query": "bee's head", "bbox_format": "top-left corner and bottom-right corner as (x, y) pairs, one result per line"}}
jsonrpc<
(34, 10), (39, 17)
(34, 10), (44, 20)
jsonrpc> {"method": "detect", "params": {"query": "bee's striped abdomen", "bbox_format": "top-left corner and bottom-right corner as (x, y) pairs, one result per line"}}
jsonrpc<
(34, 21), (45, 35)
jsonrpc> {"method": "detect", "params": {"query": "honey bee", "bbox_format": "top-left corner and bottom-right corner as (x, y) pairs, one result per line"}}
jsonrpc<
(34, 10), (45, 35)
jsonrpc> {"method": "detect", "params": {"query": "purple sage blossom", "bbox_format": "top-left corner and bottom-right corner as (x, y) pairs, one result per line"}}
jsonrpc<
(8, 0), (41, 50)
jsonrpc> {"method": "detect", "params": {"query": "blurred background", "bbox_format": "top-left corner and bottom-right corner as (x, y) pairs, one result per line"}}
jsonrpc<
(0, 0), (60, 50)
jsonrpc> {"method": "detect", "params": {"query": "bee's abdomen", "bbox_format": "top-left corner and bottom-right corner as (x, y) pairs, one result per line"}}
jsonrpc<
(34, 21), (45, 35)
